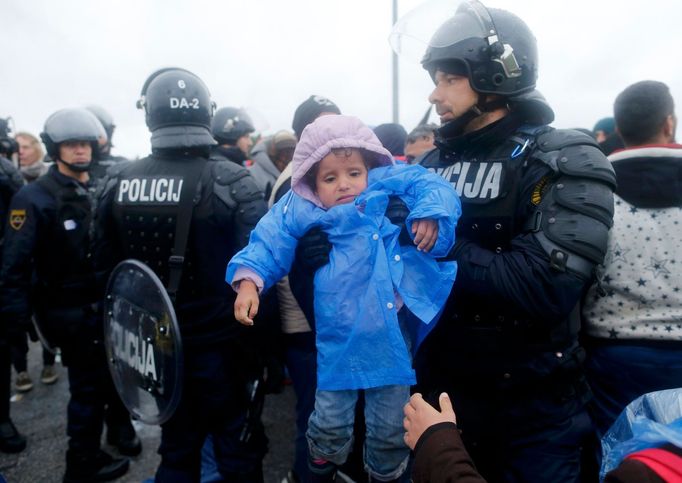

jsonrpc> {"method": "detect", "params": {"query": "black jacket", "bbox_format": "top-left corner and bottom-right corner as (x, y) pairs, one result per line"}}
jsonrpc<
(93, 151), (267, 347)
(0, 165), (96, 328)
(415, 94), (615, 432)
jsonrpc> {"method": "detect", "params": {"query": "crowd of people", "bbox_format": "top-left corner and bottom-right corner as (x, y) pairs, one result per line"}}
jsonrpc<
(0, 1), (681, 482)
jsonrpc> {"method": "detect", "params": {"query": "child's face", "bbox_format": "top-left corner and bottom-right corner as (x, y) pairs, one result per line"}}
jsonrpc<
(315, 149), (368, 208)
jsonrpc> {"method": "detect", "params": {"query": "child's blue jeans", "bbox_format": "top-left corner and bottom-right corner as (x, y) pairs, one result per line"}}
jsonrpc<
(306, 385), (410, 481)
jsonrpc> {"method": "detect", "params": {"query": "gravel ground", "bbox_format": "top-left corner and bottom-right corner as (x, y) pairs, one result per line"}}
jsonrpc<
(0, 341), (296, 483)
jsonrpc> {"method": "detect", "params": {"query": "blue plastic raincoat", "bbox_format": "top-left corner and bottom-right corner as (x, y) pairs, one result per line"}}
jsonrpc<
(227, 163), (459, 390)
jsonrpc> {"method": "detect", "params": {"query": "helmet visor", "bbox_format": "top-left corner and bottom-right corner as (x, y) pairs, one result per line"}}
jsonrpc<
(389, 0), (495, 63)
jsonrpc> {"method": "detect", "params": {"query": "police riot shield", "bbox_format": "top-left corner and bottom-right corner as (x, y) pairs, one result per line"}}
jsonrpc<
(103, 259), (183, 425)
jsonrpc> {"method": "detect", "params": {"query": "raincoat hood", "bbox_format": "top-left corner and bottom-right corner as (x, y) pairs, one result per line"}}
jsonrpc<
(291, 115), (394, 208)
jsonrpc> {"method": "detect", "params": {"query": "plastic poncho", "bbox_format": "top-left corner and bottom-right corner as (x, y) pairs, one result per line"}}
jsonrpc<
(601, 388), (682, 480)
(226, 163), (460, 391)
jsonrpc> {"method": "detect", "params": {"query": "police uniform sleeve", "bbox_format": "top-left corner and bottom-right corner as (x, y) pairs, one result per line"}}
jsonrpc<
(0, 157), (24, 240)
(211, 161), (267, 250)
(0, 187), (43, 330)
(91, 165), (126, 291)
(451, 130), (616, 321)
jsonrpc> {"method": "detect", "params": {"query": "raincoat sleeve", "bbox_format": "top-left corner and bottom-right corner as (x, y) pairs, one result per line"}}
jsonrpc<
(226, 191), (308, 293)
(371, 164), (461, 257)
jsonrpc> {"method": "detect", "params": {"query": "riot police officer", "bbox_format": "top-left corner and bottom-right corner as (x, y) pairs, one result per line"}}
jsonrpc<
(390, 1), (616, 480)
(93, 68), (268, 482)
(210, 107), (255, 165)
(0, 108), (138, 482)
(85, 105), (128, 190)
(0, 122), (27, 453)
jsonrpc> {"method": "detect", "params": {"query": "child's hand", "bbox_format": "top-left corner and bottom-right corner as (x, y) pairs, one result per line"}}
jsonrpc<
(412, 218), (439, 252)
(234, 280), (259, 326)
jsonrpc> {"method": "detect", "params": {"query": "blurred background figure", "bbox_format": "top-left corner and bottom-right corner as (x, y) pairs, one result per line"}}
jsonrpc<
(0, 116), (27, 454)
(593, 116), (625, 155)
(592, 117), (615, 143)
(249, 130), (297, 200)
(210, 107), (256, 166)
(15, 132), (48, 182)
(373, 122), (407, 162)
(291, 96), (341, 141)
(404, 123), (438, 164)
(583, 80), (682, 438)
(84, 105), (128, 193)
(9, 131), (58, 393)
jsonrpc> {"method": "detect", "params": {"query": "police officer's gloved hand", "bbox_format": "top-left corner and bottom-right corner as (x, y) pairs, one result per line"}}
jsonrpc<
(386, 195), (412, 245)
(296, 227), (331, 273)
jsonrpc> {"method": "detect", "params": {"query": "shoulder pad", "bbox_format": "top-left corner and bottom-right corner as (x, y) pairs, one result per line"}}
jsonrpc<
(104, 159), (132, 178)
(211, 161), (264, 208)
(96, 160), (131, 202)
(536, 128), (599, 152)
(532, 129), (616, 188)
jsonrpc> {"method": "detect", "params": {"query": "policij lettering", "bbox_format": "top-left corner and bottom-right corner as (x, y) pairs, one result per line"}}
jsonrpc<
(117, 178), (183, 204)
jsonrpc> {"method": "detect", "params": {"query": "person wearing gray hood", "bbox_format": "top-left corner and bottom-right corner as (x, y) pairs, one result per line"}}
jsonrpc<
(249, 130), (297, 200)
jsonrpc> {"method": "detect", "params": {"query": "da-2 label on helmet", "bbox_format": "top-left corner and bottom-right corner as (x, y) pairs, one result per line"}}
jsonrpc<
(169, 97), (200, 109)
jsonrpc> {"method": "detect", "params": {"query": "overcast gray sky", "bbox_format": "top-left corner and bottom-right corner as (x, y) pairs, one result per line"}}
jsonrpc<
(2, 0), (681, 158)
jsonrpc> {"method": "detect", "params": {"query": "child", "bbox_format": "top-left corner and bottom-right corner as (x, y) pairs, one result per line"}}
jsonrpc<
(226, 115), (460, 482)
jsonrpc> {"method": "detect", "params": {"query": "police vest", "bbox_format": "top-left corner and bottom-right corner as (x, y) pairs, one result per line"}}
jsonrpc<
(422, 128), (577, 353)
(111, 156), (206, 291)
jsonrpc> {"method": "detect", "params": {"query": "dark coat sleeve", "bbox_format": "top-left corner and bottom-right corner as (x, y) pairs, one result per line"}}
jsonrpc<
(91, 175), (123, 295)
(451, 233), (587, 322)
(0, 187), (44, 329)
(412, 422), (486, 483)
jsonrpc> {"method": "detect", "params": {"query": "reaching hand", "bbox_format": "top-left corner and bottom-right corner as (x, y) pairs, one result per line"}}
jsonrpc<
(403, 392), (456, 450)
(412, 219), (439, 252)
(234, 280), (260, 326)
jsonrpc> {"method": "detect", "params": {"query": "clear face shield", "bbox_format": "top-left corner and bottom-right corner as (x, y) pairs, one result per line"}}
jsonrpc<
(389, 0), (521, 80)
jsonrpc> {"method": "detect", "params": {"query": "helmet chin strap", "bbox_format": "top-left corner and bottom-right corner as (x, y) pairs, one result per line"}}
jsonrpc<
(56, 157), (91, 173)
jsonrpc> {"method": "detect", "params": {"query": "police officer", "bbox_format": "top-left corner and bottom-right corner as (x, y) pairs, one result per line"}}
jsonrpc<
(93, 68), (268, 482)
(0, 124), (26, 453)
(0, 108), (138, 482)
(210, 107), (255, 165)
(395, 1), (617, 480)
(85, 105), (128, 189)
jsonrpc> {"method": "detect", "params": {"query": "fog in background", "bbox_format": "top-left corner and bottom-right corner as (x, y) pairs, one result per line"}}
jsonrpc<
(2, 0), (680, 158)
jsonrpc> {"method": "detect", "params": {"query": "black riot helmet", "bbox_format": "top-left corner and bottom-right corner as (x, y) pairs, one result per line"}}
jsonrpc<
(137, 67), (217, 150)
(211, 107), (255, 145)
(422, 0), (538, 97)
(40, 108), (104, 171)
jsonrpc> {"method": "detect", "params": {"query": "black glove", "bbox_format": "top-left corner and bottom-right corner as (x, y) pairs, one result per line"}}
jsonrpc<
(296, 227), (332, 273)
(385, 196), (412, 245)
